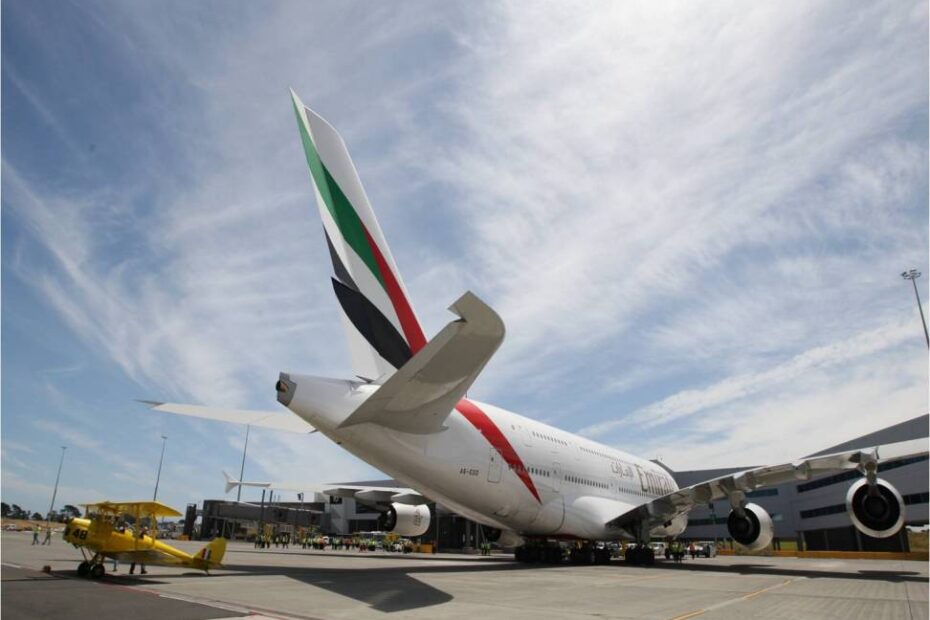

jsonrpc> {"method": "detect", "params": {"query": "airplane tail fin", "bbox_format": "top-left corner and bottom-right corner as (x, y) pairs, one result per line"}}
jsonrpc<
(223, 471), (238, 495)
(194, 537), (227, 570)
(290, 89), (427, 381)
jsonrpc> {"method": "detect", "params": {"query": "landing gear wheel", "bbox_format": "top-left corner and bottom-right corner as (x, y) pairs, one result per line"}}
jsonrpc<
(642, 546), (655, 565)
(624, 545), (655, 566)
(77, 561), (90, 577)
(545, 546), (562, 564)
(90, 564), (105, 579)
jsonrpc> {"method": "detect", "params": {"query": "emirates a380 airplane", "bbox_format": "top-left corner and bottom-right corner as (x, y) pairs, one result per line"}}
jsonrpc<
(150, 90), (921, 564)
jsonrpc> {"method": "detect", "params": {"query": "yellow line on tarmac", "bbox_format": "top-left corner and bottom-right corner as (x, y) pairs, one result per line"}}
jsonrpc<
(616, 574), (672, 583)
(667, 578), (795, 620)
(742, 579), (793, 600)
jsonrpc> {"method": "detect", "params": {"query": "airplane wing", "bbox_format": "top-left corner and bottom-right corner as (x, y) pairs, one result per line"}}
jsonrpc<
(83, 501), (182, 518)
(605, 438), (928, 535)
(323, 485), (430, 506)
(337, 291), (505, 434)
(108, 549), (187, 566)
(221, 473), (429, 506)
(141, 401), (316, 434)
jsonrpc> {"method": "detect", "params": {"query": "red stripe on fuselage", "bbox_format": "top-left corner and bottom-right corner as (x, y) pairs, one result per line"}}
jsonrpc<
(455, 399), (541, 503)
(362, 227), (427, 354)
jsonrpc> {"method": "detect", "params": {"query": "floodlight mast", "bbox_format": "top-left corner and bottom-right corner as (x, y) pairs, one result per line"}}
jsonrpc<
(901, 268), (929, 348)
(47, 446), (67, 526)
(153, 435), (168, 501)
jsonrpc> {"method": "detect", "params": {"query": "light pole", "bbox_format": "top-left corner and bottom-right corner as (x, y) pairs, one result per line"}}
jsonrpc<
(153, 435), (168, 501)
(901, 269), (929, 348)
(237, 425), (251, 502)
(47, 446), (67, 525)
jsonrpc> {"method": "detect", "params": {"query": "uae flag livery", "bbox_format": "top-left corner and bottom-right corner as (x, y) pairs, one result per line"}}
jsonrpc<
(292, 91), (540, 503)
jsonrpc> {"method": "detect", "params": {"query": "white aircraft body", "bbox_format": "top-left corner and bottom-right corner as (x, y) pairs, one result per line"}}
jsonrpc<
(150, 90), (923, 564)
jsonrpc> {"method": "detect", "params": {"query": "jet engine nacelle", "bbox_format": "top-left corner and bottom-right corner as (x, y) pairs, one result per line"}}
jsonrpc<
(378, 503), (431, 537)
(727, 502), (774, 552)
(846, 478), (905, 539)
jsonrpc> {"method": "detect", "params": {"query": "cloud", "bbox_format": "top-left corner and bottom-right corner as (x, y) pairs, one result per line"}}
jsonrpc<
(629, 345), (926, 470)
(2, 0), (926, 508)
(427, 1), (927, 403)
(31, 419), (101, 452)
(579, 319), (920, 438)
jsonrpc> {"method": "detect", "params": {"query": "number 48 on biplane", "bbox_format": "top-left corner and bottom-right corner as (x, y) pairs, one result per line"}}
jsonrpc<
(63, 501), (226, 578)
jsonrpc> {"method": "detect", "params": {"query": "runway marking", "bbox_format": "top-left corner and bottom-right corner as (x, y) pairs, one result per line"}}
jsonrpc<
(616, 574), (673, 584)
(667, 579), (796, 620)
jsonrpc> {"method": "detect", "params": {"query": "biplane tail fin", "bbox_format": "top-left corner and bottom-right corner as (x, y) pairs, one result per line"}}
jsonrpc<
(193, 537), (227, 570)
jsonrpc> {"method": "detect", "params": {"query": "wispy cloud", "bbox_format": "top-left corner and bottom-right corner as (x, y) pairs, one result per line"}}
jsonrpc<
(2, 0), (926, 509)
(579, 320), (919, 438)
(429, 1), (927, 400)
(31, 419), (101, 452)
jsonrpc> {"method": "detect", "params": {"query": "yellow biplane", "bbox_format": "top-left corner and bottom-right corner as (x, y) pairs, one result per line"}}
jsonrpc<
(63, 500), (226, 578)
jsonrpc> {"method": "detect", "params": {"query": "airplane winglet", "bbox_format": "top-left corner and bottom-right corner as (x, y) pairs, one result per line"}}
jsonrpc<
(137, 399), (165, 407)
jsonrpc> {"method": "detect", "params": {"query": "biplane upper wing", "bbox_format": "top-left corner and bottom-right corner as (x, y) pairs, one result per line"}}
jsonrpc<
(82, 501), (183, 518)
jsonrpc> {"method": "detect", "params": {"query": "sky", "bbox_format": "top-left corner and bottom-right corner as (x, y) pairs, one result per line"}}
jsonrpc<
(2, 0), (927, 517)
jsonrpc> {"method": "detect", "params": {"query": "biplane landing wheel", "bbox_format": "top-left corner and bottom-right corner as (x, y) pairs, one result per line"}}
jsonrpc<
(77, 561), (90, 577)
(90, 564), (105, 579)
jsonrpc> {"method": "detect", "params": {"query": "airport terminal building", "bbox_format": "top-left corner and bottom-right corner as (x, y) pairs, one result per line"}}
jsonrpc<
(195, 414), (927, 551)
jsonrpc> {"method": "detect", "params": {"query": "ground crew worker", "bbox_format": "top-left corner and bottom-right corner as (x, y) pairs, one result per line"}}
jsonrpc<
(42, 526), (52, 545)
(32, 528), (39, 545)
(130, 528), (148, 574)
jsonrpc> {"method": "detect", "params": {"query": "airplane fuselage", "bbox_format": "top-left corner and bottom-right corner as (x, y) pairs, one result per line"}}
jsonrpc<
(281, 374), (685, 541)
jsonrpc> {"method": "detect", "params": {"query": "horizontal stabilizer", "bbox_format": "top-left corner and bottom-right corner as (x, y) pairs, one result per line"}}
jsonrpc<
(141, 401), (316, 434)
(223, 471), (271, 494)
(337, 291), (505, 434)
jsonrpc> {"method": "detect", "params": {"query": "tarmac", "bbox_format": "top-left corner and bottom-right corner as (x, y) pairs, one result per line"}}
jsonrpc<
(1, 531), (927, 620)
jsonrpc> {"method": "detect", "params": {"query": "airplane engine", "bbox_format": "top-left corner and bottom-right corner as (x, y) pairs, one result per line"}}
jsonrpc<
(846, 478), (905, 539)
(378, 503), (431, 537)
(727, 502), (774, 552)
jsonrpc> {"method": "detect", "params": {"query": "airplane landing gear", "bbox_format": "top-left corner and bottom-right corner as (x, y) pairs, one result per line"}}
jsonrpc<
(515, 540), (563, 564)
(78, 553), (106, 579)
(623, 544), (655, 566)
(568, 544), (611, 565)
